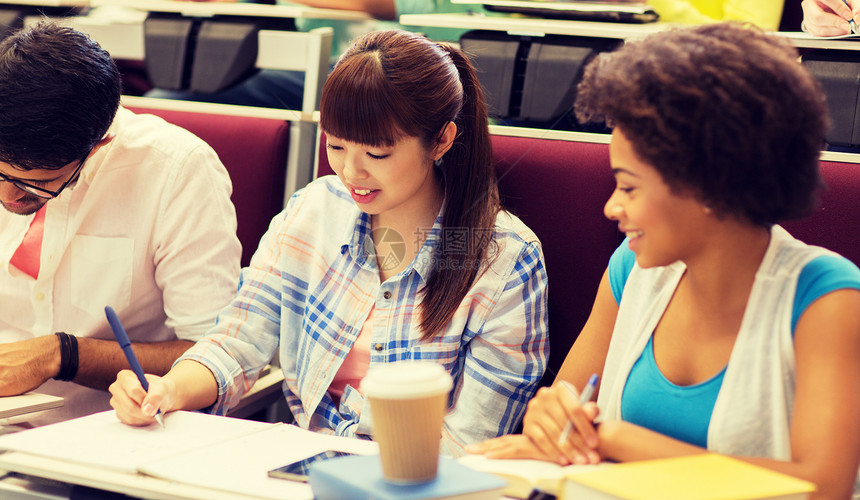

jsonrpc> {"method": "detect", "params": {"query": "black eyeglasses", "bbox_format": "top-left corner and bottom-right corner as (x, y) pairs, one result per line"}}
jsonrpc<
(0, 151), (90, 199)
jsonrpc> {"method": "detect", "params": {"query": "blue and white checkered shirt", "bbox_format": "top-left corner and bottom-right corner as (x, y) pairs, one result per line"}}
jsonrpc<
(180, 176), (549, 456)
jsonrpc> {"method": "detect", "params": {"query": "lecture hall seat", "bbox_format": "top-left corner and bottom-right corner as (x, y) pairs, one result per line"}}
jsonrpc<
(123, 104), (292, 420)
(783, 157), (860, 267)
(317, 131), (860, 388)
(315, 131), (621, 385)
(126, 105), (290, 267)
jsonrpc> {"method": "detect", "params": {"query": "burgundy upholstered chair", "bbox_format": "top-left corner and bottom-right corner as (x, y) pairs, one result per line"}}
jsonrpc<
(783, 158), (860, 267)
(317, 131), (860, 385)
(490, 135), (620, 384)
(316, 132), (621, 384)
(127, 105), (290, 267)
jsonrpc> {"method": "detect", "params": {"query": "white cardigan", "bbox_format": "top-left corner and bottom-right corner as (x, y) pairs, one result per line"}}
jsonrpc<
(596, 226), (859, 497)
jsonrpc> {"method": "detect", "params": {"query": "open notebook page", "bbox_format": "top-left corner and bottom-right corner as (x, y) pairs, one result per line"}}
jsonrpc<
(0, 410), (273, 473)
(140, 423), (379, 499)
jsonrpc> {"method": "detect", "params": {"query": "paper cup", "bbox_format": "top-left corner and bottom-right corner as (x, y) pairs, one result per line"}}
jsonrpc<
(361, 361), (453, 484)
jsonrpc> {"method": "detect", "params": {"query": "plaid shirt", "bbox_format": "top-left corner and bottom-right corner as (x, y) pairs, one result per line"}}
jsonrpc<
(181, 176), (549, 456)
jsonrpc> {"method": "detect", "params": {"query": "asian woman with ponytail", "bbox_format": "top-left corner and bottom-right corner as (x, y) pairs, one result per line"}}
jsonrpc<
(108, 30), (549, 457)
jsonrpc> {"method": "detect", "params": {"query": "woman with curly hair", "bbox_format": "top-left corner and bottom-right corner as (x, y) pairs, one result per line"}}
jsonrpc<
(470, 23), (860, 499)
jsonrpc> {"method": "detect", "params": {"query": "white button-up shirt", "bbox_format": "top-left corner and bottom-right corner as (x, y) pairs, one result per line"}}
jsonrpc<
(0, 107), (241, 424)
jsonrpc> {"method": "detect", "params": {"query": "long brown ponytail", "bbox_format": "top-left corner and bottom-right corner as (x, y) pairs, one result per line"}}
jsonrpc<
(320, 30), (500, 340)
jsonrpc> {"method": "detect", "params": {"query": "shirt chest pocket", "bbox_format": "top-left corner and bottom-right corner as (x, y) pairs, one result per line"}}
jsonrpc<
(70, 236), (133, 318)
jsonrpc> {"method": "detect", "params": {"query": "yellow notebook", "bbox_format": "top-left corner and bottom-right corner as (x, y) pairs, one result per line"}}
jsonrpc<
(560, 454), (816, 500)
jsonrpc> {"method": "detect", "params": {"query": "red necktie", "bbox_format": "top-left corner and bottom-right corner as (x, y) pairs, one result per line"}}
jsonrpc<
(10, 205), (46, 279)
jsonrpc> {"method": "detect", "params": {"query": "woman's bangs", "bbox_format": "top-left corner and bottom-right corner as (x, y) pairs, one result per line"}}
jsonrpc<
(320, 54), (406, 146)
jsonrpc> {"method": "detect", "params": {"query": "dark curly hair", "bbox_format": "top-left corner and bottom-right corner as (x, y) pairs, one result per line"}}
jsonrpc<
(0, 22), (120, 170)
(575, 22), (829, 226)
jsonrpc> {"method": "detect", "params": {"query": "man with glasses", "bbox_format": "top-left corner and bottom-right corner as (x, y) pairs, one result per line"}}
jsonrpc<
(0, 22), (241, 425)
(0, 151), (90, 215)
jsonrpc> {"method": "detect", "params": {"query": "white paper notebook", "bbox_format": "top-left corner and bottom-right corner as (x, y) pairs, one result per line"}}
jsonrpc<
(0, 410), (379, 499)
(0, 392), (63, 419)
(458, 453), (600, 498)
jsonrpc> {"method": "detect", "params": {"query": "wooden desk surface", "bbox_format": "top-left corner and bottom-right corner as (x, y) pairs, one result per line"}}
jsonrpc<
(401, 12), (668, 39)
(0, 0), (87, 6)
(400, 12), (860, 51)
(91, 0), (370, 21)
(0, 0), (370, 21)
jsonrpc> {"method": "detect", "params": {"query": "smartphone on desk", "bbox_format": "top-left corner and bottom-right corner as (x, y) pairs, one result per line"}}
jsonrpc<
(268, 450), (356, 482)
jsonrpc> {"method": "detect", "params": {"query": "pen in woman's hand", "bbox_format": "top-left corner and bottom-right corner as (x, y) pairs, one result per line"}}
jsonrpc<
(106, 306), (165, 429)
(557, 374), (599, 446)
(843, 0), (858, 34)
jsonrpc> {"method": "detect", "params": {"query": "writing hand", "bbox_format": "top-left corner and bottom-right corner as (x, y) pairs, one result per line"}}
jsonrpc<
(802, 0), (858, 36)
(521, 381), (601, 465)
(109, 369), (174, 426)
(465, 434), (557, 461)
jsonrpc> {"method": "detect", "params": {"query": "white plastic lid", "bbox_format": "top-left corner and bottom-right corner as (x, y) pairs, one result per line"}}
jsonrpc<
(361, 361), (453, 399)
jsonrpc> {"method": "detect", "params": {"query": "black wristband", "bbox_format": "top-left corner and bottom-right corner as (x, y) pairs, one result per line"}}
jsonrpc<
(54, 332), (69, 381)
(53, 332), (78, 382)
(66, 333), (79, 382)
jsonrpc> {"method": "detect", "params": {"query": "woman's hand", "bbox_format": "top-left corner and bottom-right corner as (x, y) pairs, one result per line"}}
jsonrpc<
(802, 0), (859, 36)
(520, 381), (601, 465)
(466, 434), (558, 461)
(109, 369), (175, 426)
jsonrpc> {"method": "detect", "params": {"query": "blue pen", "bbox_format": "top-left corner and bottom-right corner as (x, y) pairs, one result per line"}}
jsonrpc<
(557, 374), (599, 446)
(843, 0), (857, 34)
(105, 306), (165, 429)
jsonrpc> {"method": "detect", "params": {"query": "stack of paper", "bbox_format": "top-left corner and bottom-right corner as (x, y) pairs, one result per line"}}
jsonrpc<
(0, 393), (63, 419)
(0, 410), (378, 499)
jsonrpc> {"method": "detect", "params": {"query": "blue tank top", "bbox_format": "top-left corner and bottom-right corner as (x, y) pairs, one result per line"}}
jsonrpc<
(608, 239), (860, 448)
